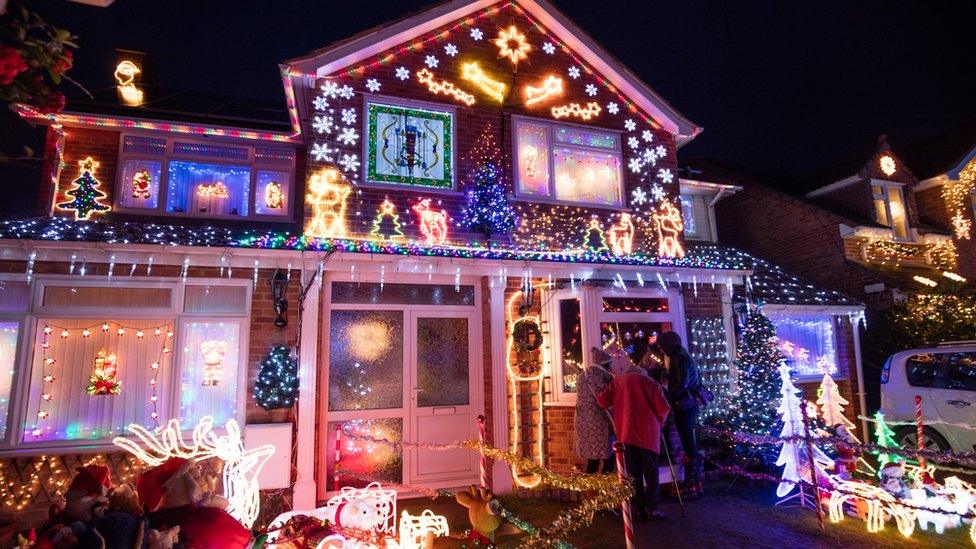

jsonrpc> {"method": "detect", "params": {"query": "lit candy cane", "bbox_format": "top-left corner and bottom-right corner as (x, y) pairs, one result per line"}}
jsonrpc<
(477, 415), (490, 490)
(914, 395), (929, 476)
(613, 442), (636, 549)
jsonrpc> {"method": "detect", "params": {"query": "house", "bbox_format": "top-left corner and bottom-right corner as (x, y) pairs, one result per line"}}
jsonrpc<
(0, 0), (864, 524)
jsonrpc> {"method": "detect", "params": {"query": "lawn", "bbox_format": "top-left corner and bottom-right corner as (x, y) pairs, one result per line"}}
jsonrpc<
(400, 479), (973, 548)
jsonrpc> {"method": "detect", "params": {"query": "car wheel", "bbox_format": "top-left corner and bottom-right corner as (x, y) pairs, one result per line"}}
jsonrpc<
(894, 425), (951, 453)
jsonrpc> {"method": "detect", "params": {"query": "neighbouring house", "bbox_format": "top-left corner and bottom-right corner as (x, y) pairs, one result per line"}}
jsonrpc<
(0, 0), (865, 526)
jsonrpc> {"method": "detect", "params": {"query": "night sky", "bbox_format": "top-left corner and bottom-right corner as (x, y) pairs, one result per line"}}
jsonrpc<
(32, 0), (976, 179)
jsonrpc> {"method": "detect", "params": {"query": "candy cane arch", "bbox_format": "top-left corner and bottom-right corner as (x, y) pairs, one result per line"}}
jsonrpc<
(613, 442), (636, 549)
(914, 395), (928, 472)
(477, 414), (490, 490)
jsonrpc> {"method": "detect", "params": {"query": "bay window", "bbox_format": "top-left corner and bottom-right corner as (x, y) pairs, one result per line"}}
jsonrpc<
(871, 182), (909, 239)
(514, 118), (623, 206)
(115, 135), (295, 220)
(0, 278), (250, 450)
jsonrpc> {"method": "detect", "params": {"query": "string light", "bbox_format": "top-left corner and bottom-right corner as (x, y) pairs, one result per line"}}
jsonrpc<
(55, 157), (111, 220)
(460, 62), (506, 103)
(551, 101), (602, 121)
(305, 168), (351, 238)
(414, 68), (476, 106)
(523, 75), (564, 106)
(493, 25), (531, 66)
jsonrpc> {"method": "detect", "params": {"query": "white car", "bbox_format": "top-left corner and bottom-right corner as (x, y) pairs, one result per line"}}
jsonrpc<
(880, 342), (976, 453)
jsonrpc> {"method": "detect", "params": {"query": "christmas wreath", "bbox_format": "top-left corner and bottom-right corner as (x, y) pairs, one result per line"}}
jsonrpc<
(512, 318), (543, 352)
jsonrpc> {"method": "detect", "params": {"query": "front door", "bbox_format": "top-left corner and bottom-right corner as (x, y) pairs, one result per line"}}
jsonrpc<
(319, 281), (482, 500)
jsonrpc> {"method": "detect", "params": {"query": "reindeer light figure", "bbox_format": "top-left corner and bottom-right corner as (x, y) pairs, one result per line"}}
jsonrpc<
(653, 199), (685, 258)
(413, 198), (449, 245)
(608, 212), (635, 256)
(305, 168), (351, 239)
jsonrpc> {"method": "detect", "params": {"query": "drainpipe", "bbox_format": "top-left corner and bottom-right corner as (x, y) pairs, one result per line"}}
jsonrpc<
(852, 315), (870, 439)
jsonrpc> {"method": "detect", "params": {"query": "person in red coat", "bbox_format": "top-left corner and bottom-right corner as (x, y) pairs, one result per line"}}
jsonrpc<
(597, 350), (671, 520)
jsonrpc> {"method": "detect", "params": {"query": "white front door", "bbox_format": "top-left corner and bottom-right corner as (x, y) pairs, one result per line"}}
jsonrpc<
(318, 280), (482, 500)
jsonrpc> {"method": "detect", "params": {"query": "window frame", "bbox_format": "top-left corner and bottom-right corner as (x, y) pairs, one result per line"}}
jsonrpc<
(679, 192), (714, 242)
(361, 94), (459, 194)
(512, 115), (625, 208)
(545, 286), (684, 404)
(114, 133), (296, 221)
(870, 179), (911, 241)
(0, 275), (251, 454)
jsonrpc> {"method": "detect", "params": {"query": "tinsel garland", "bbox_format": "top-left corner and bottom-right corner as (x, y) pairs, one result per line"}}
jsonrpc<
(338, 431), (632, 548)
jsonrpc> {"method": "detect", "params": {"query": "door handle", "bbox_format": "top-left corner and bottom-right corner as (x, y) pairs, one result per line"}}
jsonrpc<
(947, 400), (971, 408)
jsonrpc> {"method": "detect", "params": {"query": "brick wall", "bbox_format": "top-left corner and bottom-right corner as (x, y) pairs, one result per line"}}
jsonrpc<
(302, 2), (681, 256)
(916, 184), (976, 279)
(813, 179), (875, 223)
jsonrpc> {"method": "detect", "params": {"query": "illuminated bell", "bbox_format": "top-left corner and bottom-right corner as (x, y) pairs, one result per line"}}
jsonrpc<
(136, 330), (145, 338)
(150, 362), (159, 370)
(155, 328), (162, 336)
(43, 326), (52, 335)
(82, 329), (91, 338)
(60, 330), (69, 339)
(102, 324), (110, 332)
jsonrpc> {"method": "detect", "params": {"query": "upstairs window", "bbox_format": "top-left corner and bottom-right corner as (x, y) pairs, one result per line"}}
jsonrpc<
(115, 135), (295, 220)
(680, 194), (712, 241)
(872, 182), (909, 239)
(514, 118), (623, 207)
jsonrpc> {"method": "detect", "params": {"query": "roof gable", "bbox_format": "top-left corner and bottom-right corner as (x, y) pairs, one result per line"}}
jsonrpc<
(284, 0), (700, 144)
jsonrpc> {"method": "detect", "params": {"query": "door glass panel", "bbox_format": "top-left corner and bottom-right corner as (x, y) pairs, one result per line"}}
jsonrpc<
(329, 310), (403, 411)
(601, 321), (670, 364)
(416, 317), (469, 407)
(331, 283), (475, 306)
(602, 296), (670, 313)
(327, 418), (403, 488)
(558, 298), (583, 393)
(946, 352), (976, 391)
(906, 354), (943, 388)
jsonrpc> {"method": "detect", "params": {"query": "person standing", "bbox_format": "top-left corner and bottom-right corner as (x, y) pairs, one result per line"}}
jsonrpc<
(659, 331), (704, 497)
(574, 347), (615, 474)
(597, 350), (671, 520)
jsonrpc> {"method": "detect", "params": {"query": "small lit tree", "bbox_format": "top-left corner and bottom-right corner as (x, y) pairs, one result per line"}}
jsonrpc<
(874, 411), (899, 472)
(583, 218), (609, 252)
(775, 363), (833, 499)
(817, 372), (855, 431)
(730, 310), (786, 435)
(253, 345), (299, 412)
(370, 198), (404, 240)
(459, 124), (516, 242)
(57, 157), (111, 220)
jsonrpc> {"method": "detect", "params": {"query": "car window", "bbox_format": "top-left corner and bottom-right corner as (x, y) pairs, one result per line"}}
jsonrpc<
(946, 352), (976, 392)
(905, 353), (943, 388)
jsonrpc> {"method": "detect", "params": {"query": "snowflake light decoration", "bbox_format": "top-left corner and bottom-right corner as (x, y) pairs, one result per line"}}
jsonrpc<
(444, 43), (458, 57)
(585, 84), (598, 96)
(313, 115), (335, 134)
(628, 158), (643, 174)
(650, 183), (665, 202)
(395, 66), (410, 81)
(880, 154), (897, 177)
(642, 148), (658, 166)
(494, 25), (531, 65)
(311, 142), (335, 162)
(654, 145), (667, 158)
(631, 187), (647, 206)
(624, 119), (636, 131)
(425, 55), (439, 68)
(607, 102), (619, 114)
(627, 136), (640, 150)
(657, 168), (674, 184)
(337, 127), (360, 146)
(365, 78), (381, 93)
(642, 130), (654, 142)
(338, 85), (354, 99)
(952, 211), (972, 240)
(320, 81), (341, 99)
(339, 154), (360, 173)
(470, 28), (484, 41)
(313, 96), (329, 111)
(542, 42), (555, 54)
(567, 66), (581, 79)
(341, 108), (356, 125)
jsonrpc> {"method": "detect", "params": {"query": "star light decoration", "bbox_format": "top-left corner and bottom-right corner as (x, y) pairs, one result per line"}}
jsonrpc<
(642, 130), (654, 142)
(657, 168), (674, 184)
(113, 416), (275, 529)
(624, 119), (636, 131)
(337, 127), (360, 146)
(313, 96), (329, 111)
(494, 25), (531, 66)
(631, 187), (648, 206)
(627, 136), (640, 150)
(339, 154), (360, 174)
(585, 84), (598, 96)
(395, 66), (410, 81)
(311, 142), (335, 162)
(313, 115), (335, 134)
(952, 211), (972, 240)
(650, 183), (666, 202)
(341, 108), (356, 125)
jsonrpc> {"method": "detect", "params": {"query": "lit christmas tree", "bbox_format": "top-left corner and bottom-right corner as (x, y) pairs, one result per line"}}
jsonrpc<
(583, 218), (609, 252)
(370, 198), (404, 240)
(459, 124), (516, 242)
(57, 157), (111, 220)
(775, 363), (833, 499)
(730, 310), (786, 435)
(873, 411), (899, 472)
(817, 372), (855, 431)
(253, 345), (299, 411)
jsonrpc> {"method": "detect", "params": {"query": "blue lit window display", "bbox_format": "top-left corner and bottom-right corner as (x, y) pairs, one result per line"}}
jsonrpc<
(119, 159), (162, 210)
(255, 170), (289, 216)
(165, 161), (250, 216)
(768, 313), (838, 379)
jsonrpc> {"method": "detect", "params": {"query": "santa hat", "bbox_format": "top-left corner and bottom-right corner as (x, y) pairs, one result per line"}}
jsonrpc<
(67, 465), (111, 495)
(137, 457), (189, 512)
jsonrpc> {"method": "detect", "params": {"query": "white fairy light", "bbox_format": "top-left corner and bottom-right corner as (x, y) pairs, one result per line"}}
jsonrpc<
(181, 258), (190, 283)
(147, 255), (154, 276)
(656, 272), (667, 290)
(129, 261), (138, 277)
(69, 252), (77, 275)
(25, 250), (37, 283)
(107, 254), (116, 280)
(253, 259), (259, 290)
(455, 266), (461, 292)
(380, 264), (385, 292)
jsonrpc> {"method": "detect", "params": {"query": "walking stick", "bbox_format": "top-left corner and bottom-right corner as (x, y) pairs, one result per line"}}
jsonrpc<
(660, 428), (687, 518)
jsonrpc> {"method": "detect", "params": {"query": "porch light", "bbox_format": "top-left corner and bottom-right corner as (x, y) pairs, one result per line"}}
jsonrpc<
(271, 268), (289, 328)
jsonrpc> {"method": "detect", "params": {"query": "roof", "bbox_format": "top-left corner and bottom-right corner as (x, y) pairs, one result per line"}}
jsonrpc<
(60, 84), (293, 133)
(284, 0), (702, 144)
(897, 118), (976, 181)
(687, 243), (861, 308)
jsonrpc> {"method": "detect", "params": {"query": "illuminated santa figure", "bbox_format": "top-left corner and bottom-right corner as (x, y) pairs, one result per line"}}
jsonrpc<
(131, 169), (153, 199)
(200, 340), (230, 386)
(86, 349), (121, 396)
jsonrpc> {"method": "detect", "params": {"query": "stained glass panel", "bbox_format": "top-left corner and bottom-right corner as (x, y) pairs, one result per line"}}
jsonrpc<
(329, 310), (404, 411)
(416, 317), (469, 407)
(365, 102), (453, 189)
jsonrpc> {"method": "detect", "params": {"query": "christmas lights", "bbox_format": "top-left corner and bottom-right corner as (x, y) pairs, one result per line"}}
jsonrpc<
(460, 62), (506, 103)
(774, 363), (833, 499)
(729, 311), (786, 435)
(56, 157), (111, 220)
(412, 198), (449, 245)
(415, 68), (476, 106)
(460, 125), (517, 241)
(952, 211), (972, 240)
(879, 155), (897, 177)
(523, 75), (564, 106)
(253, 345), (299, 411)
(305, 168), (351, 239)
(399, 509), (450, 549)
(112, 416), (275, 529)
(114, 60), (144, 107)
(493, 25), (531, 66)
(85, 349), (121, 396)
(607, 212), (635, 256)
(369, 199), (405, 240)
(551, 101), (601, 121)
(652, 199), (685, 258)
